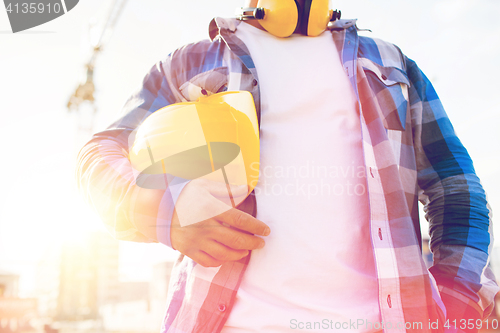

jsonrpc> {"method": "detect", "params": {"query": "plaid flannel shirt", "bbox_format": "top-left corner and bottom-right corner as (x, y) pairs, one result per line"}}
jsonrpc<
(76, 17), (498, 333)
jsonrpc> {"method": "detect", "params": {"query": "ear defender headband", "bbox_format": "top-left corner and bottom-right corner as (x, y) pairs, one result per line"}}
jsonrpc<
(236, 0), (341, 38)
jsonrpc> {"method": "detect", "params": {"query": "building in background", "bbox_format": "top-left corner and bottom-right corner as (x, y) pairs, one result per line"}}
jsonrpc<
(34, 245), (62, 322)
(56, 231), (120, 321)
(34, 231), (119, 323)
(0, 270), (19, 298)
(149, 261), (174, 314)
(0, 270), (37, 332)
(100, 261), (174, 333)
(32, 231), (175, 332)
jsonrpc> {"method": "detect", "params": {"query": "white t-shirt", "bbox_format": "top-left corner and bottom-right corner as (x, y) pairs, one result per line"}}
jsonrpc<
(221, 23), (381, 333)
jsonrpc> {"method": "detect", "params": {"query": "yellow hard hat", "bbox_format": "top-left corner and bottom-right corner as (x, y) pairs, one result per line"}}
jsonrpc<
(129, 91), (260, 208)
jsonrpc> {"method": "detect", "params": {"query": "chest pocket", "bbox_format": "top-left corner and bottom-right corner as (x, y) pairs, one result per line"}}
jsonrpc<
(179, 67), (229, 102)
(359, 58), (410, 131)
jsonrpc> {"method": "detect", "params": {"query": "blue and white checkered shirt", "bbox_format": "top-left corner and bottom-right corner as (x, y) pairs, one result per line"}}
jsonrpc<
(76, 17), (498, 332)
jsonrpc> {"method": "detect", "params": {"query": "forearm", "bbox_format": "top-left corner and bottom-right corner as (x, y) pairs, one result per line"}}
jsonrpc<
(419, 146), (494, 321)
(408, 55), (498, 322)
(423, 174), (490, 254)
(76, 57), (186, 245)
(76, 135), (175, 245)
(419, 144), (496, 323)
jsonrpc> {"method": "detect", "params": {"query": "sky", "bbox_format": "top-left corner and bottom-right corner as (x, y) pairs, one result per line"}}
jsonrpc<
(0, 0), (499, 295)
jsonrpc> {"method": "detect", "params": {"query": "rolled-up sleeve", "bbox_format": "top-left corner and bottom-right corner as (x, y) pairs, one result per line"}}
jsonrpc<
(408, 56), (499, 324)
(76, 59), (183, 247)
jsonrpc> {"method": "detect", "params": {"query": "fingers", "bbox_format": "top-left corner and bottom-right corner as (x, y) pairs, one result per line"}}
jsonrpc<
(192, 237), (255, 267)
(191, 251), (224, 268)
(204, 241), (250, 262)
(216, 208), (271, 237)
(214, 225), (266, 251)
(171, 216), (267, 267)
(181, 234), (252, 267)
(170, 178), (270, 267)
(171, 212), (263, 253)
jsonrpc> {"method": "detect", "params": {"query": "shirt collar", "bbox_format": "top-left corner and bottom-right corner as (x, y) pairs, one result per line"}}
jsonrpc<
(208, 17), (358, 41)
(209, 17), (239, 41)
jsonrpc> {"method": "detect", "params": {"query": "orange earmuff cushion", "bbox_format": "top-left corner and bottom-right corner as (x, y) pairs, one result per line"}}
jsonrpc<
(306, 0), (332, 37)
(257, 0), (299, 38)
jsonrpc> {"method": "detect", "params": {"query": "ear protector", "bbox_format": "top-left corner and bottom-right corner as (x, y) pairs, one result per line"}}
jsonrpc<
(236, 0), (341, 38)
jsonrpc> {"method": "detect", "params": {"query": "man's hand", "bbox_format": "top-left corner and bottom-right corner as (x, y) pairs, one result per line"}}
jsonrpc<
(171, 179), (270, 267)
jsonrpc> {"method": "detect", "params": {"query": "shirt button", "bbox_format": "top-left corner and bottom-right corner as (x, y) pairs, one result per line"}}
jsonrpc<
(218, 304), (226, 312)
(252, 79), (258, 86)
(381, 74), (387, 80)
(387, 295), (392, 308)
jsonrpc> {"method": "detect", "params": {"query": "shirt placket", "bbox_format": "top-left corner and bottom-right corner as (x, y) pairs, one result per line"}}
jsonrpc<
(341, 27), (407, 330)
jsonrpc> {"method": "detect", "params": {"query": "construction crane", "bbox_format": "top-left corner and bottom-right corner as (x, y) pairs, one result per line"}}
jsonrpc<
(67, 0), (128, 135)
